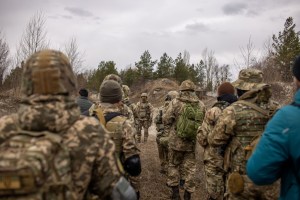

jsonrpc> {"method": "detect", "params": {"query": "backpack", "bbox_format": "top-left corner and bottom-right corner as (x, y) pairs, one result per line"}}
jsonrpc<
(176, 102), (204, 140)
(0, 130), (73, 199)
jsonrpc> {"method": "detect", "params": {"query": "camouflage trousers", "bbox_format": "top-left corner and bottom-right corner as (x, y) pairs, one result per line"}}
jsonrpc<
(136, 120), (151, 142)
(156, 136), (169, 173)
(225, 174), (280, 200)
(167, 149), (196, 193)
(203, 147), (225, 200)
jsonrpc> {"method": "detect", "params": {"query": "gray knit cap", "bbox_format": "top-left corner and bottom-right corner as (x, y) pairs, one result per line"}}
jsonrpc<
(100, 80), (122, 103)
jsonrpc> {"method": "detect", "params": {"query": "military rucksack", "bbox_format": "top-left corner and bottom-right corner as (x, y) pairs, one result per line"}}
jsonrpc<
(0, 130), (73, 199)
(176, 102), (204, 140)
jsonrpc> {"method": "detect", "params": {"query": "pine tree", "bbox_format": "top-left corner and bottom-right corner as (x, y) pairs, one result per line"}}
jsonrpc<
(86, 61), (118, 91)
(272, 17), (300, 82)
(155, 52), (174, 78)
(173, 53), (189, 83)
(135, 50), (156, 81)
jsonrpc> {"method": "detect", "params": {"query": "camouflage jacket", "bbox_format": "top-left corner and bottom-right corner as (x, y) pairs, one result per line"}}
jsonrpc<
(100, 103), (139, 160)
(0, 96), (121, 200)
(155, 102), (170, 137)
(197, 101), (230, 148)
(163, 92), (206, 151)
(209, 87), (279, 174)
(90, 102), (134, 123)
(135, 101), (154, 121)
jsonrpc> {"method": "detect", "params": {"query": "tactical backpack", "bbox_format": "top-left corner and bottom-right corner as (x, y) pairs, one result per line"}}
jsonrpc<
(105, 113), (127, 157)
(0, 130), (73, 199)
(176, 102), (204, 140)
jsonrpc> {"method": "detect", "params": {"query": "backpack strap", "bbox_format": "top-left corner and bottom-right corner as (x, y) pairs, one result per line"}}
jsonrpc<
(238, 100), (270, 117)
(104, 112), (124, 123)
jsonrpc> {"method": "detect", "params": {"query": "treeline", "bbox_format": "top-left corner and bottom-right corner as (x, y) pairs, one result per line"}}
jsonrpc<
(85, 49), (231, 92)
(0, 13), (299, 95)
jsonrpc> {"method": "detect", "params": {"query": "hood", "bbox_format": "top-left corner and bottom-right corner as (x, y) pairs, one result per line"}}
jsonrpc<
(18, 95), (80, 133)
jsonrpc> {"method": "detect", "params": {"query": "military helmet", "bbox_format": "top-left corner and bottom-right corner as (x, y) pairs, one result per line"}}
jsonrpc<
(232, 68), (266, 90)
(179, 80), (196, 91)
(104, 74), (122, 86)
(166, 90), (179, 101)
(22, 49), (77, 96)
(141, 93), (148, 98)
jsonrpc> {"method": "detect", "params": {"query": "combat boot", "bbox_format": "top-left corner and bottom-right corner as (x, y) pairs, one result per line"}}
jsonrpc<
(171, 186), (181, 200)
(183, 190), (191, 200)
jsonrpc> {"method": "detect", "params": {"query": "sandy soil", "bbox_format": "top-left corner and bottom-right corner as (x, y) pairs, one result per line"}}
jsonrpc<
(138, 122), (208, 200)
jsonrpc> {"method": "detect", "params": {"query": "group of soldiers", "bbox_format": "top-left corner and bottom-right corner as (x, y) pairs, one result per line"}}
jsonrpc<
(154, 69), (281, 200)
(0, 48), (283, 200)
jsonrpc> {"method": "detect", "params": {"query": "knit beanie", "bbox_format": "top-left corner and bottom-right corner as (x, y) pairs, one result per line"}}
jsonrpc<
(100, 80), (122, 103)
(217, 82), (235, 96)
(292, 55), (300, 81)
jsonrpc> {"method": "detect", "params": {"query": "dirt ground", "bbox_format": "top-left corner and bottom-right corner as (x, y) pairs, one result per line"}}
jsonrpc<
(138, 113), (208, 200)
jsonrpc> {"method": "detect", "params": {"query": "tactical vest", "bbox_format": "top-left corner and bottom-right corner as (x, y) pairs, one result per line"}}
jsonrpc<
(105, 116), (127, 157)
(138, 102), (151, 119)
(229, 102), (270, 174)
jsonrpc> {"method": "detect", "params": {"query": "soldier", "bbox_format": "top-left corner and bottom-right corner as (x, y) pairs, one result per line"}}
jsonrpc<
(209, 69), (279, 200)
(135, 93), (154, 143)
(197, 82), (237, 200)
(0, 50), (136, 199)
(155, 90), (179, 174)
(76, 88), (93, 115)
(164, 80), (206, 200)
(99, 79), (142, 199)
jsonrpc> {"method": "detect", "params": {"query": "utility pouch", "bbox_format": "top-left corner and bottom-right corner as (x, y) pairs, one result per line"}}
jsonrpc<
(227, 172), (244, 195)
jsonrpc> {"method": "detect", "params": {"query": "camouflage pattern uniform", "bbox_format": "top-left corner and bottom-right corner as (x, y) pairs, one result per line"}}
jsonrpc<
(100, 80), (140, 198)
(100, 102), (141, 195)
(155, 91), (179, 174)
(197, 101), (230, 200)
(135, 93), (154, 143)
(0, 50), (124, 200)
(164, 80), (206, 199)
(209, 69), (280, 200)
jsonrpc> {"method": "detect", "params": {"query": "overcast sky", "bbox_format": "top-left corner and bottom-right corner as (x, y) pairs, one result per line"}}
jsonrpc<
(1, 0), (300, 75)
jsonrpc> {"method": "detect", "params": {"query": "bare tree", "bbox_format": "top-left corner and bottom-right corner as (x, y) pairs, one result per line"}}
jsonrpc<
(63, 37), (84, 74)
(16, 11), (49, 65)
(183, 50), (190, 66)
(202, 48), (218, 91)
(0, 31), (10, 88)
(234, 36), (258, 71)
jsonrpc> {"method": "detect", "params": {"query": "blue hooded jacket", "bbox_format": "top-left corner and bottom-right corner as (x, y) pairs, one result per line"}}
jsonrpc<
(247, 89), (300, 200)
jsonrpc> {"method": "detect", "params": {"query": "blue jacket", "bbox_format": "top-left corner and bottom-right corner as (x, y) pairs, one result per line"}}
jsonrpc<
(247, 89), (300, 200)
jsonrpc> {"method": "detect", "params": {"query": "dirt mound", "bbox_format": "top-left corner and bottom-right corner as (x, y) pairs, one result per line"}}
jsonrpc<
(130, 78), (179, 107)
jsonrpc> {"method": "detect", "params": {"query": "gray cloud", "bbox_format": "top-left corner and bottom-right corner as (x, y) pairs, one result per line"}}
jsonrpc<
(62, 15), (73, 20)
(222, 3), (247, 15)
(64, 7), (94, 17)
(185, 22), (209, 32)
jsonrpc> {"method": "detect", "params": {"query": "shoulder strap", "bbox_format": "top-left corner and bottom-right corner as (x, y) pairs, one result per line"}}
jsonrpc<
(238, 100), (270, 116)
(104, 112), (123, 123)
